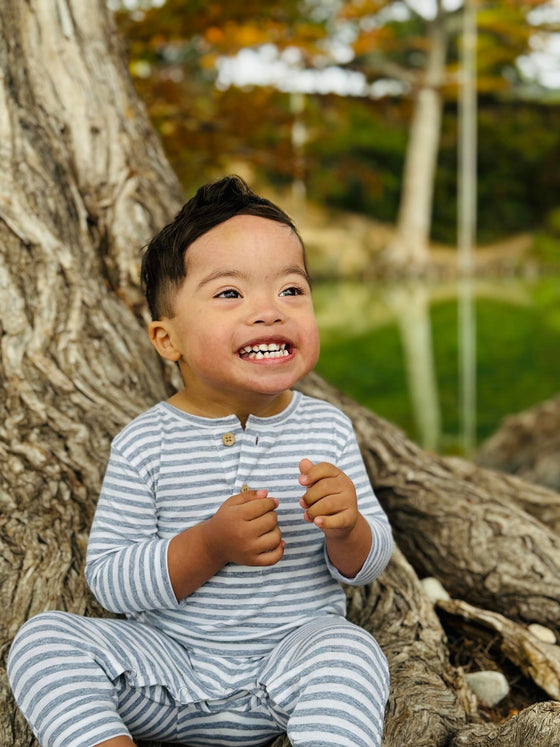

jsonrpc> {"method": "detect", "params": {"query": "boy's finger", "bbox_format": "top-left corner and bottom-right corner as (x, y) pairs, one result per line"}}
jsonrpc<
(302, 509), (352, 532)
(301, 477), (341, 507)
(304, 494), (340, 519)
(242, 496), (279, 519)
(299, 461), (338, 486)
(312, 511), (352, 532)
(251, 511), (279, 536)
(298, 458), (314, 475)
(227, 489), (268, 507)
(255, 539), (286, 567)
(239, 488), (268, 502)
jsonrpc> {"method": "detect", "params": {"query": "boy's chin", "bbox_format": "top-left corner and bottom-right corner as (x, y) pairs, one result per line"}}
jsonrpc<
(247, 367), (310, 393)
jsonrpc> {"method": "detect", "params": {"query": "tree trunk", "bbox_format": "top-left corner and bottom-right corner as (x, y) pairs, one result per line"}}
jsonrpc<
(384, 11), (447, 268)
(475, 395), (560, 493)
(1, 2), (560, 746)
(0, 1), (182, 742)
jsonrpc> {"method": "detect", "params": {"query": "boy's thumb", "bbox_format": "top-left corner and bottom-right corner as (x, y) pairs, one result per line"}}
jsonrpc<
(299, 458), (313, 474)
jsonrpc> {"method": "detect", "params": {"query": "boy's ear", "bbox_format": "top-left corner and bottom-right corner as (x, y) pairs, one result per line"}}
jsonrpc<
(148, 320), (182, 362)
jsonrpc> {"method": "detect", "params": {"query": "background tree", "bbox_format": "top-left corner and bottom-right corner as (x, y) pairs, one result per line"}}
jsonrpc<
(113, 0), (328, 188)
(331, 0), (558, 264)
(116, 0), (560, 263)
(2, 1), (560, 746)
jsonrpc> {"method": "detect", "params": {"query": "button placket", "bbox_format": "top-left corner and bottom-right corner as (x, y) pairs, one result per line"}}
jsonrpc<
(214, 426), (242, 492)
(235, 428), (263, 497)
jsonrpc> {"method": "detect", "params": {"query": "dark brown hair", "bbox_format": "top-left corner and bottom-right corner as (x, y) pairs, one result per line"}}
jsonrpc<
(141, 175), (305, 320)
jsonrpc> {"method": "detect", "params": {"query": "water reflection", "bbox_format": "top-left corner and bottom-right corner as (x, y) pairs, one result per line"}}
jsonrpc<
(313, 277), (546, 455)
(458, 277), (477, 455)
(387, 284), (441, 452)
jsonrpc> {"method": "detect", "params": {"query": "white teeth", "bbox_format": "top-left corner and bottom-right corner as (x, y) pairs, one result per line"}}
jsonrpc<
(240, 342), (290, 359)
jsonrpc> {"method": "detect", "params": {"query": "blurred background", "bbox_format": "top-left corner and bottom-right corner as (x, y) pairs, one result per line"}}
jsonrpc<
(108, 0), (560, 458)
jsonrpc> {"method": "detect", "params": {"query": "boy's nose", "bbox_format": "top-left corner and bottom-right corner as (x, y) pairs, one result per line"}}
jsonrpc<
(253, 311), (283, 325)
(251, 296), (284, 325)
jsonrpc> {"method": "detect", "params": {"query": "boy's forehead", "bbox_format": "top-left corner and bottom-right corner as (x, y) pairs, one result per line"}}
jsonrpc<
(185, 214), (305, 269)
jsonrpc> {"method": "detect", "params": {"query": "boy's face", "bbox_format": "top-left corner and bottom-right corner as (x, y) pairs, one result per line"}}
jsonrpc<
(150, 214), (320, 418)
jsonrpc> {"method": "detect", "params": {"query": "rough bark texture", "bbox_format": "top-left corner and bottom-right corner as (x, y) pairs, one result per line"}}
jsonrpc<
(1, 2), (560, 746)
(476, 395), (560, 493)
(0, 1), (182, 743)
(449, 702), (560, 747)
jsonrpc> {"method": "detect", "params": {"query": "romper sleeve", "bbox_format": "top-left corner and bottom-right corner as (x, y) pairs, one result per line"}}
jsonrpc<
(85, 444), (179, 614)
(324, 427), (394, 586)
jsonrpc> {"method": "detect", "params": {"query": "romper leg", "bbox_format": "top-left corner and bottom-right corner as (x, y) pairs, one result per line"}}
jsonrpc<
(7, 611), (180, 747)
(259, 616), (390, 747)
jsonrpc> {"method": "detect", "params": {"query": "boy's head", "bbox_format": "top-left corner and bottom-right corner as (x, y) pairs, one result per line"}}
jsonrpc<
(144, 181), (319, 419)
(141, 175), (307, 321)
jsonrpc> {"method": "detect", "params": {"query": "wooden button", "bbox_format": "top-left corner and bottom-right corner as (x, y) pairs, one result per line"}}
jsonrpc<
(222, 432), (236, 446)
(241, 484), (250, 493)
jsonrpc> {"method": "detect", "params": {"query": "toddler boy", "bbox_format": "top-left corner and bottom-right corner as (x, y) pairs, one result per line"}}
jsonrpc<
(8, 176), (393, 747)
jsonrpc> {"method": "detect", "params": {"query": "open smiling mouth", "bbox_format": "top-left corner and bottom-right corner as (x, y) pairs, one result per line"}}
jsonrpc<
(238, 342), (291, 360)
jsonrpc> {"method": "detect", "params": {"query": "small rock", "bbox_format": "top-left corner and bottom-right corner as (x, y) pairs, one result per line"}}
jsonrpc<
(420, 577), (450, 603)
(465, 671), (510, 707)
(528, 623), (557, 644)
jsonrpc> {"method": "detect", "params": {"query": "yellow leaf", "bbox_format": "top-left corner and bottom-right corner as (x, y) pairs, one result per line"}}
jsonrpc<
(205, 26), (225, 45)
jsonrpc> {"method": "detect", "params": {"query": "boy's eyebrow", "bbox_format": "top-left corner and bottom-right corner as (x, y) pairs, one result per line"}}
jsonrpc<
(278, 265), (311, 284)
(197, 265), (310, 289)
(196, 269), (245, 289)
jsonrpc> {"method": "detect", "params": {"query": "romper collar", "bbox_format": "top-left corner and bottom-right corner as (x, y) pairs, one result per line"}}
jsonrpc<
(159, 391), (302, 431)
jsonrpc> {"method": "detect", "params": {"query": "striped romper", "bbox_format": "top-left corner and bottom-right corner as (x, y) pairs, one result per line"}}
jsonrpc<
(8, 392), (393, 747)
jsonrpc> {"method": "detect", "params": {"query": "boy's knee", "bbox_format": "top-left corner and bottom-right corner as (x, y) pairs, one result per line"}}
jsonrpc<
(344, 623), (390, 687)
(304, 620), (390, 698)
(8, 611), (77, 680)
(343, 621), (387, 660)
(312, 618), (384, 659)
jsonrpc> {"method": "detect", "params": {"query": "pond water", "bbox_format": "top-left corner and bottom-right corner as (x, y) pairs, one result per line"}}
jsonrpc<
(312, 275), (560, 456)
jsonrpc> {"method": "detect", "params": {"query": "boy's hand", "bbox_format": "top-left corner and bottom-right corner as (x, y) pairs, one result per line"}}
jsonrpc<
(299, 458), (358, 539)
(204, 490), (285, 567)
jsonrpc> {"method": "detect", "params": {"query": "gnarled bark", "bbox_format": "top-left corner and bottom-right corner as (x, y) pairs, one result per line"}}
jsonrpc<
(476, 395), (560, 493)
(449, 702), (560, 747)
(1, 2), (559, 746)
(0, 1), (181, 743)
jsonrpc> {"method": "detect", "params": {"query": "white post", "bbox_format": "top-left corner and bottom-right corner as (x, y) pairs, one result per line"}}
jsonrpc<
(458, 0), (478, 455)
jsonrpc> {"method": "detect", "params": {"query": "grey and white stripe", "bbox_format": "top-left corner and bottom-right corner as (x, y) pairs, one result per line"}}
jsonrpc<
(8, 392), (393, 745)
(8, 612), (388, 746)
(85, 392), (393, 656)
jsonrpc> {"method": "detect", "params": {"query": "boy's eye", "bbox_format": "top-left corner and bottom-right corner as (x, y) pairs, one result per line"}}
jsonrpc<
(280, 286), (304, 297)
(216, 289), (241, 299)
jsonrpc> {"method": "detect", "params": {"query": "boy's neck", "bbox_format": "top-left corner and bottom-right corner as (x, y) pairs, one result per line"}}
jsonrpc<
(167, 389), (294, 427)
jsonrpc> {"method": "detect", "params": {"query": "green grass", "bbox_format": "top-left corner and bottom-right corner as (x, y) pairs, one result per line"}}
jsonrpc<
(316, 324), (413, 434)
